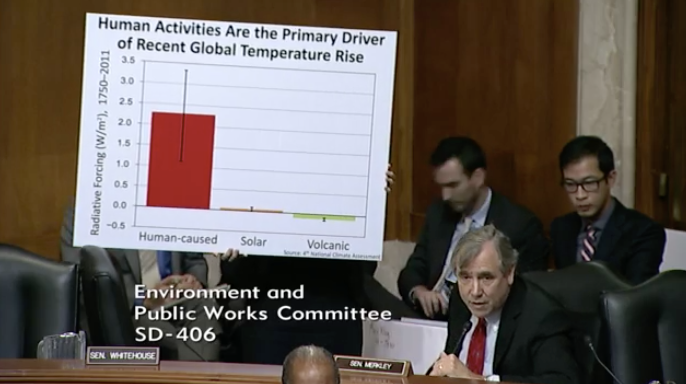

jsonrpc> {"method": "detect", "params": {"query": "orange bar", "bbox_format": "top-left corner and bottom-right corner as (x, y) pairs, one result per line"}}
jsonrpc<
(219, 207), (283, 214)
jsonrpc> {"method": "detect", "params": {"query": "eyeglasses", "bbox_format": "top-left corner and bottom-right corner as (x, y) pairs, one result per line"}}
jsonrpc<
(561, 178), (606, 193)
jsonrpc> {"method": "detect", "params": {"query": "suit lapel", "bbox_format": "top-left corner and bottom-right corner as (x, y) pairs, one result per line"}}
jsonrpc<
(437, 205), (460, 263)
(124, 249), (142, 284)
(484, 192), (503, 226)
(494, 278), (524, 370)
(558, 215), (581, 267)
(595, 203), (626, 262)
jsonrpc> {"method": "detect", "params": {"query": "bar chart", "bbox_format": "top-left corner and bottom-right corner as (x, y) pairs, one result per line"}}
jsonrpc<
(133, 60), (375, 237)
(72, 13), (397, 259)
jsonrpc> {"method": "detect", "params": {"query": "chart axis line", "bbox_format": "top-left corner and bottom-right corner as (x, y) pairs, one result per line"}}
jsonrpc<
(142, 80), (373, 96)
(138, 123), (372, 137)
(133, 60), (148, 227)
(136, 144), (370, 158)
(135, 165), (369, 178)
(363, 74), (377, 235)
(142, 59), (377, 76)
(134, 187), (366, 199)
(140, 101), (372, 117)
(134, 204), (367, 219)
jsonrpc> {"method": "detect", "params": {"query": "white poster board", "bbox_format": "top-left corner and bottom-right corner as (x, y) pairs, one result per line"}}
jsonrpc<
(661, 229), (686, 271)
(73, 13), (397, 260)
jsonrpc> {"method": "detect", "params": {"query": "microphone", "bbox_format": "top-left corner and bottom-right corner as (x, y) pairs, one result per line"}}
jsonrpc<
(425, 321), (472, 375)
(584, 335), (624, 384)
(451, 321), (473, 355)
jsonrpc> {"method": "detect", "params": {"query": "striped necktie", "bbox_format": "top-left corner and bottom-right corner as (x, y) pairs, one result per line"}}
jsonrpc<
(581, 224), (596, 261)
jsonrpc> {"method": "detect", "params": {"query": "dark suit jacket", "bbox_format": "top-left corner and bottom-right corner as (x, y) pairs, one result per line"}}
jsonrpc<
(445, 277), (580, 384)
(220, 256), (371, 317)
(550, 199), (665, 285)
(398, 192), (549, 306)
(220, 255), (371, 362)
(59, 203), (208, 311)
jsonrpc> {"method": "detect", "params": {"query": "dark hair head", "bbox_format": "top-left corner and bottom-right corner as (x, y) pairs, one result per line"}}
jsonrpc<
(429, 137), (487, 176)
(558, 136), (615, 175)
(282, 345), (340, 384)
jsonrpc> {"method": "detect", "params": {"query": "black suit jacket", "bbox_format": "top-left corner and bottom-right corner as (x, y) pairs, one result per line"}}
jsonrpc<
(398, 192), (549, 306)
(445, 277), (580, 384)
(59, 203), (208, 311)
(550, 199), (665, 285)
(220, 256), (372, 320)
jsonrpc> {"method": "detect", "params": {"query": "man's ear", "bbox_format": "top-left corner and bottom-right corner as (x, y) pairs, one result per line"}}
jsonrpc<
(606, 169), (618, 188)
(506, 266), (515, 285)
(471, 168), (486, 186)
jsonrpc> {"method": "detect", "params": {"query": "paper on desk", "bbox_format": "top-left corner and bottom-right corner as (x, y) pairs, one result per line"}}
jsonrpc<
(400, 317), (447, 328)
(362, 319), (448, 374)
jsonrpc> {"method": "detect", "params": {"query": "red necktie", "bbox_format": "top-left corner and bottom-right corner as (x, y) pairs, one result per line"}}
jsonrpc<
(467, 318), (487, 375)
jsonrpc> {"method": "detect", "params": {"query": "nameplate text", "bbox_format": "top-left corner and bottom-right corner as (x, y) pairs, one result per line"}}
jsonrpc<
(86, 346), (160, 365)
(334, 355), (412, 377)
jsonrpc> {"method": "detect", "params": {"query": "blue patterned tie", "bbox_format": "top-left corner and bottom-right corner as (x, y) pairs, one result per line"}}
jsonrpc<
(156, 251), (173, 280)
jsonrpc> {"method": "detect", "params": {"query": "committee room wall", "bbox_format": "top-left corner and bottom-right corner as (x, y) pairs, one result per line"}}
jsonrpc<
(0, 0), (414, 260)
(410, 0), (580, 238)
(635, 0), (686, 232)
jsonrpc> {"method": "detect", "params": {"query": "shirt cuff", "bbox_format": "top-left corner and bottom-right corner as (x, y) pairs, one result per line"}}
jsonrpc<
(486, 375), (500, 382)
(409, 286), (420, 302)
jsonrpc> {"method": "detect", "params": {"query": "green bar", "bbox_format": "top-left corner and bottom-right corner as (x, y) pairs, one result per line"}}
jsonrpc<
(292, 213), (356, 222)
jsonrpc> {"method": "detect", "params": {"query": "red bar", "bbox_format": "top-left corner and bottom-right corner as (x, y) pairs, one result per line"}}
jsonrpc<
(146, 112), (215, 209)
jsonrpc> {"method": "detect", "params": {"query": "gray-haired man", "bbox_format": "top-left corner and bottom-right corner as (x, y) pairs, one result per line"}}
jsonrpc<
(430, 225), (580, 384)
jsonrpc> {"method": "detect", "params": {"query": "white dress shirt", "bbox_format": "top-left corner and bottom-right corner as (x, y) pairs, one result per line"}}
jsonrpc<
(446, 188), (493, 262)
(458, 309), (502, 381)
(139, 250), (162, 289)
(436, 188), (493, 300)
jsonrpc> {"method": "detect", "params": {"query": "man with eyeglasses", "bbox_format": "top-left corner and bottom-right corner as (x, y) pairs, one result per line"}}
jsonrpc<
(550, 136), (665, 284)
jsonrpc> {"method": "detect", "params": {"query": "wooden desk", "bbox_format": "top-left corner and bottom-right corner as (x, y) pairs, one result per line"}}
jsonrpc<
(0, 359), (486, 384)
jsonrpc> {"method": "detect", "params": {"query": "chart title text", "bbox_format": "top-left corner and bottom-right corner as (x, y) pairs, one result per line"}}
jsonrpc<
(99, 17), (389, 64)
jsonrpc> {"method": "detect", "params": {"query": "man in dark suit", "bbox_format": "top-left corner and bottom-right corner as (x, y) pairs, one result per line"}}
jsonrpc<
(551, 136), (666, 285)
(398, 137), (549, 319)
(430, 225), (580, 384)
(60, 203), (222, 361)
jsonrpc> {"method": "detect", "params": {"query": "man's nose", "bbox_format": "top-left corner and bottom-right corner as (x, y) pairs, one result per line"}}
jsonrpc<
(470, 279), (482, 296)
(442, 188), (452, 201)
(574, 187), (588, 200)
